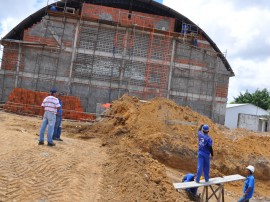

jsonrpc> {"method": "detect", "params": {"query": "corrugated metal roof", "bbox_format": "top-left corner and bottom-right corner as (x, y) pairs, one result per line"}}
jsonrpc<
(2, 0), (234, 75)
(226, 104), (249, 108)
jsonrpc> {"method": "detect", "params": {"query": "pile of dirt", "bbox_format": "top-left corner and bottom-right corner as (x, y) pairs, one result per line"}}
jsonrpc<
(77, 94), (270, 200)
(2, 92), (270, 201)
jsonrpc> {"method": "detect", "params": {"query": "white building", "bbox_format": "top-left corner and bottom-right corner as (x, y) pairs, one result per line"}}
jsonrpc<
(225, 104), (269, 132)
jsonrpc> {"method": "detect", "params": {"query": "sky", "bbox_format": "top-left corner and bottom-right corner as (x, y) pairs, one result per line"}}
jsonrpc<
(0, 0), (269, 102)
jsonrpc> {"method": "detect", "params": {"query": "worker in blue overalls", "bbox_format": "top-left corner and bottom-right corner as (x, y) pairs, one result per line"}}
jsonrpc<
(181, 23), (189, 34)
(195, 124), (213, 183)
(53, 94), (63, 141)
(238, 165), (255, 202)
(182, 173), (198, 197)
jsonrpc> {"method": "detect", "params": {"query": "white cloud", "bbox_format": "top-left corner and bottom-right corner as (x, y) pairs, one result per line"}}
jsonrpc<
(0, 0), (48, 38)
(0, 0), (48, 67)
(163, 0), (270, 102)
(0, 18), (20, 38)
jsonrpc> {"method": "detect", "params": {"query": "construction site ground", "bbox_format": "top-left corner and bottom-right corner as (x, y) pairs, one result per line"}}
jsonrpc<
(0, 95), (270, 202)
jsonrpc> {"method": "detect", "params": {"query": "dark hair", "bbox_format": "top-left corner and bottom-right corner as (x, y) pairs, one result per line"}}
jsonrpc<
(50, 88), (57, 93)
(247, 169), (253, 175)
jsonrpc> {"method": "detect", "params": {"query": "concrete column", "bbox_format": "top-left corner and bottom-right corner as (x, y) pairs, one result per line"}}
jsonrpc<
(117, 27), (130, 98)
(211, 56), (219, 121)
(167, 39), (176, 99)
(262, 120), (266, 132)
(68, 20), (80, 95)
(15, 45), (22, 88)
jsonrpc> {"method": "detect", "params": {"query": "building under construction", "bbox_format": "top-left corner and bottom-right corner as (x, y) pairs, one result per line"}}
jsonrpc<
(0, 0), (234, 124)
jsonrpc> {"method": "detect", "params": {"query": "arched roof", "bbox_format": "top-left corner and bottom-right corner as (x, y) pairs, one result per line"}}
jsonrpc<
(3, 0), (233, 74)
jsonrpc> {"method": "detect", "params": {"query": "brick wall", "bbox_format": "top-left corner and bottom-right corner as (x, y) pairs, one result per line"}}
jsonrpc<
(1, 45), (19, 71)
(174, 58), (206, 67)
(216, 85), (228, 98)
(82, 4), (175, 32)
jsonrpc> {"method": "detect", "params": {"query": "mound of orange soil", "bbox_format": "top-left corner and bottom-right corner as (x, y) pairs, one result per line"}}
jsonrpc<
(77, 94), (270, 200)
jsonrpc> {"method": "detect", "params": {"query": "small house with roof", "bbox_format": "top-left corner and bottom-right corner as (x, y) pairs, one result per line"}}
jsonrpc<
(225, 103), (269, 132)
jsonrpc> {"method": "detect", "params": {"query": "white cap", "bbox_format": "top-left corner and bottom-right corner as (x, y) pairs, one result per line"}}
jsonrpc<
(246, 165), (255, 173)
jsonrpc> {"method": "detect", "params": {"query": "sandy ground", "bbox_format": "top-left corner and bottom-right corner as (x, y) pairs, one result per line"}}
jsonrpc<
(0, 111), (107, 202)
(1, 95), (270, 202)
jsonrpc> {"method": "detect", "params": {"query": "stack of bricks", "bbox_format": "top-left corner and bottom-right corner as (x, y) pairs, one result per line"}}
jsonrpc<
(4, 88), (47, 116)
(4, 88), (95, 121)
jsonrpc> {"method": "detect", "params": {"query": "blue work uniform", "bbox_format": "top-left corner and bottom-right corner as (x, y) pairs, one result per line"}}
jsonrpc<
(193, 38), (198, 46)
(182, 173), (198, 196)
(50, 6), (58, 12)
(195, 131), (213, 182)
(53, 99), (62, 139)
(238, 175), (255, 202)
(181, 24), (189, 34)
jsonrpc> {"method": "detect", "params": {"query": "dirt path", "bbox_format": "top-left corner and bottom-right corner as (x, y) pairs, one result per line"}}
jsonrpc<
(0, 111), (107, 202)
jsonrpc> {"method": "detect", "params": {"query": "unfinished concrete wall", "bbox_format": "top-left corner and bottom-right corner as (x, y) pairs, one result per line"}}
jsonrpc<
(238, 113), (260, 132)
(0, 43), (22, 101)
(170, 40), (231, 123)
(0, 3), (233, 124)
(237, 111), (269, 132)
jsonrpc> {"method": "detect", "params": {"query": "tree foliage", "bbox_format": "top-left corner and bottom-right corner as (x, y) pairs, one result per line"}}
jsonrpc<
(233, 88), (270, 110)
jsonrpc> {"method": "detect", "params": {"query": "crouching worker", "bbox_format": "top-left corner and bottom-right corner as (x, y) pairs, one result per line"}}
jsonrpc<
(182, 173), (198, 197)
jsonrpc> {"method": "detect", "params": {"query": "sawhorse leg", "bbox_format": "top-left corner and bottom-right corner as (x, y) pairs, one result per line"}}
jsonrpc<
(200, 184), (224, 202)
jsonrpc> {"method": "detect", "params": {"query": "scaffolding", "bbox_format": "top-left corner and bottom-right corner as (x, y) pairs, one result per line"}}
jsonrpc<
(0, 40), (26, 100)
(0, 1), (232, 124)
(143, 27), (171, 99)
(32, 0), (68, 92)
(71, 4), (175, 108)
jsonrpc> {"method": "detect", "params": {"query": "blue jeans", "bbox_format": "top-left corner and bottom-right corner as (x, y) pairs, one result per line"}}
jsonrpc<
(186, 187), (198, 196)
(238, 196), (250, 202)
(196, 153), (210, 182)
(53, 115), (62, 139)
(39, 111), (56, 143)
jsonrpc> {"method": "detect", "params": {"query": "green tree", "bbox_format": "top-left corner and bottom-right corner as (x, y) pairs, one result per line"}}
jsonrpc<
(233, 88), (270, 110)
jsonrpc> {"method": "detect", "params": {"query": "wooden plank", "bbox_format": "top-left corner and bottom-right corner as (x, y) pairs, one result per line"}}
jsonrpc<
(174, 177), (222, 189)
(165, 120), (197, 125)
(221, 174), (246, 182)
(173, 174), (245, 189)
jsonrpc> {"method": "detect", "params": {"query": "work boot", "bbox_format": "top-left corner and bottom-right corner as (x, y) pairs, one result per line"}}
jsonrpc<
(47, 142), (56, 147)
(38, 141), (44, 145)
(54, 138), (63, 141)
